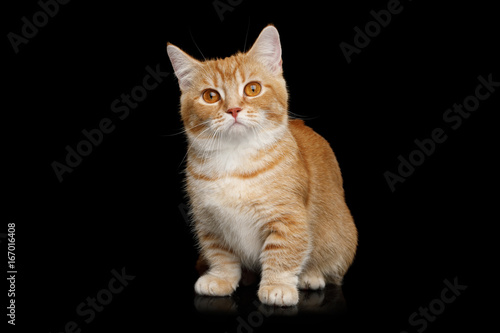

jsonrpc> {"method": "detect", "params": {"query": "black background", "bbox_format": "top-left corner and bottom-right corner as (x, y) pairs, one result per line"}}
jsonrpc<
(3, 0), (498, 332)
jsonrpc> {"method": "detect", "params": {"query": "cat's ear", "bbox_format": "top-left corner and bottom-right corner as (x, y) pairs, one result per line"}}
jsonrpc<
(247, 25), (282, 75)
(166, 43), (201, 91)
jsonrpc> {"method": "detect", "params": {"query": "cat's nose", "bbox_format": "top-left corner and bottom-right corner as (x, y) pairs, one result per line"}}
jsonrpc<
(226, 107), (242, 119)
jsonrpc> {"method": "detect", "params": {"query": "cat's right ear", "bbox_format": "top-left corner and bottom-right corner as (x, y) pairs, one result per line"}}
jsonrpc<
(247, 25), (282, 76)
(166, 43), (201, 91)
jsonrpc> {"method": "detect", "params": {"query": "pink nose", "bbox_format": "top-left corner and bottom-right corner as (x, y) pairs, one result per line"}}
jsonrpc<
(226, 107), (242, 119)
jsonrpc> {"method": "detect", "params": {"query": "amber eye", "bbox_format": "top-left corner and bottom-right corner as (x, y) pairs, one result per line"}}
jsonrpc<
(244, 82), (262, 97)
(202, 89), (221, 103)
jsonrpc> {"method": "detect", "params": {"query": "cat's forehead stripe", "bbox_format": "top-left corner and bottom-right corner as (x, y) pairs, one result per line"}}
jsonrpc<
(200, 54), (252, 87)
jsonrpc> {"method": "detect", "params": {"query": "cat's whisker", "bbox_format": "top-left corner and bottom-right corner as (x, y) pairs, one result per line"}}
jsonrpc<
(261, 108), (315, 121)
(189, 29), (206, 61)
(288, 111), (319, 120)
(243, 16), (251, 52)
(179, 126), (213, 168)
(161, 119), (212, 137)
(198, 127), (221, 165)
(186, 120), (212, 134)
(199, 135), (213, 164)
(216, 127), (223, 157)
(160, 131), (185, 137)
(207, 129), (222, 163)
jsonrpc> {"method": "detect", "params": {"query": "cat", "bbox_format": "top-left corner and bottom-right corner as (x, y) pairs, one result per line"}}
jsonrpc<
(167, 25), (357, 306)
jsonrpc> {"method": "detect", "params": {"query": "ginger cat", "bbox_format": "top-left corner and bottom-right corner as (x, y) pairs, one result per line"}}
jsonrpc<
(167, 25), (357, 306)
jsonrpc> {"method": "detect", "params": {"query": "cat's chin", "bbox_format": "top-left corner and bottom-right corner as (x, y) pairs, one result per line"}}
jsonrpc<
(226, 122), (248, 134)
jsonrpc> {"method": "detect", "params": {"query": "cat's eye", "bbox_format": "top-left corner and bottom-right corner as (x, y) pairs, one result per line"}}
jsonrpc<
(244, 82), (262, 97)
(202, 89), (221, 103)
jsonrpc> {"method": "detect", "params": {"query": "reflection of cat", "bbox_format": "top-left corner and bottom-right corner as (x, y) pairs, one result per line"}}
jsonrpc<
(167, 25), (357, 306)
(194, 284), (347, 317)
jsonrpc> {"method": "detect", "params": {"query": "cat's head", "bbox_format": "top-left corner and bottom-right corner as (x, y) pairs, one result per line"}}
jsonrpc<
(167, 25), (288, 149)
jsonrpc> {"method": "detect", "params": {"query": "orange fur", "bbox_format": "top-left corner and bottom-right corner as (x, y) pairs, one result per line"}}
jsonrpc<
(167, 25), (357, 306)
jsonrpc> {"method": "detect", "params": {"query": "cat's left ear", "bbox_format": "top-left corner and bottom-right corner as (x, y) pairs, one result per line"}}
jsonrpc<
(247, 25), (282, 76)
(167, 43), (201, 91)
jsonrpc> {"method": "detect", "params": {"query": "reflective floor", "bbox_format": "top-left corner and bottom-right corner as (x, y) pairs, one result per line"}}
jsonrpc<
(194, 284), (347, 317)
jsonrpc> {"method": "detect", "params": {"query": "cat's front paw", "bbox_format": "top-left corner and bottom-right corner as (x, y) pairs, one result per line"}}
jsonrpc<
(258, 284), (299, 306)
(298, 273), (326, 290)
(194, 274), (238, 296)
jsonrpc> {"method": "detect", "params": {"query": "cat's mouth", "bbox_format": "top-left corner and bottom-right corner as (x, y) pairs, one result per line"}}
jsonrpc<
(230, 118), (246, 127)
(227, 120), (248, 133)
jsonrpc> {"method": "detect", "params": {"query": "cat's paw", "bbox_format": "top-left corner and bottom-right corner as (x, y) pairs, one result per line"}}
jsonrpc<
(298, 273), (326, 290)
(194, 274), (237, 296)
(258, 284), (299, 306)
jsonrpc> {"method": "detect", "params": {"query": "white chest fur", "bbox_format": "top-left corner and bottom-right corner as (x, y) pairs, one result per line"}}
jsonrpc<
(198, 177), (266, 269)
(187, 125), (290, 269)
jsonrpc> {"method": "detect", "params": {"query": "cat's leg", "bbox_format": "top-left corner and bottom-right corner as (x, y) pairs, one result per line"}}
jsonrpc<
(258, 215), (310, 306)
(194, 231), (241, 297)
(298, 268), (326, 290)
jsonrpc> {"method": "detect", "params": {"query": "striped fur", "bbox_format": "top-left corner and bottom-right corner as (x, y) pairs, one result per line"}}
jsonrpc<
(167, 25), (357, 306)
